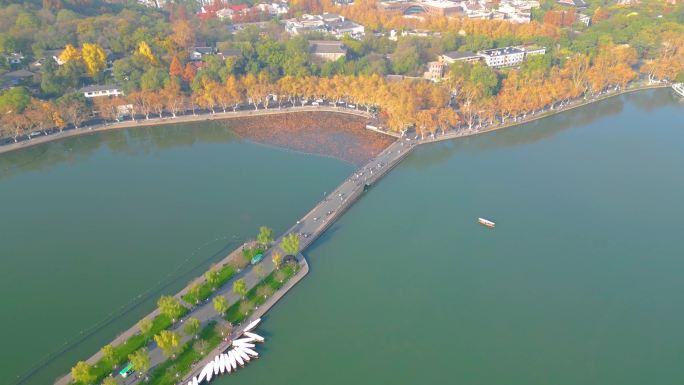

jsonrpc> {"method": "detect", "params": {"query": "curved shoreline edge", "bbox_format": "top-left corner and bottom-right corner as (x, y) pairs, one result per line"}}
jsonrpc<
(0, 106), (379, 157)
(0, 83), (669, 159)
(14, 83), (666, 385)
(422, 83), (671, 143)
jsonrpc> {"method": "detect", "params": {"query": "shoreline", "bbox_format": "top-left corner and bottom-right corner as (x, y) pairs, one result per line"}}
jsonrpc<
(0, 106), (373, 156)
(422, 83), (670, 144)
(1, 83), (670, 159)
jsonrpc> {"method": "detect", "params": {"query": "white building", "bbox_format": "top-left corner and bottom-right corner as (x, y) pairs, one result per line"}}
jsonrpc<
(79, 85), (124, 98)
(520, 45), (546, 56)
(285, 13), (365, 39)
(254, 2), (289, 15)
(478, 47), (525, 68)
(440, 51), (481, 64)
(190, 46), (216, 61)
(577, 13), (591, 26)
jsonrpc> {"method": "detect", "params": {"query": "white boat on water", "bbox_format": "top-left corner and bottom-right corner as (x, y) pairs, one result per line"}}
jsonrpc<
(240, 346), (259, 357)
(221, 354), (232, 373)
(233, 341), (256, 348)
(204, 361), (214, 382)
(478, 218), (496, 228)
(233, 337), (255, 344)
(243, 318), (261, 333)
(244, 331), (265, 342)
(233, 349), (245, 366)
(228, 351), (238, 370)
(234, 347), (251, 362)
(218, 354), (226, 374)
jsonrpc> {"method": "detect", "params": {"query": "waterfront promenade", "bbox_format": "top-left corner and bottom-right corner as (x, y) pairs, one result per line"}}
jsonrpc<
(0, 105), (372, 156)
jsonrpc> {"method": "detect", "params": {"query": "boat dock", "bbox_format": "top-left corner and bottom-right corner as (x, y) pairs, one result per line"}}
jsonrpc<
(673, 83), (684, 97)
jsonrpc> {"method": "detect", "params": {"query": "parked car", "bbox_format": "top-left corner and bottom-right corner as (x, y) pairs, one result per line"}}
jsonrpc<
(250, 253), (264, 265)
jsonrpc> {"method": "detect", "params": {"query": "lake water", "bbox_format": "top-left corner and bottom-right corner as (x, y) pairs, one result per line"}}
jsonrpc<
(0, 123), (353, 385)
(2, 89), (684, 385)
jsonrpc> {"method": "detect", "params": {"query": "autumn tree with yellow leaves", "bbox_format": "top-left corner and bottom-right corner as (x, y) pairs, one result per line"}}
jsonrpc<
(58, 44), (80, 64)
(81, 43), (107, 76)
(136, 41), (158, 65)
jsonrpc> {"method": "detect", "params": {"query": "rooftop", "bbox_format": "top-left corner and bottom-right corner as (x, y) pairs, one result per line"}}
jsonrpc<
(78, 84), (122, 93)
(219, 48), (242, 57)
(442, 50), (478, 59)
(479, 46), (524, 56)
(1, 69), (34, 79)
(309, 40), (346, 54)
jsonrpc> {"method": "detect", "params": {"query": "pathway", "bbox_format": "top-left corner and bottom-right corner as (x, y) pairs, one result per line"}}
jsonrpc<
(0, 105), (371, 156)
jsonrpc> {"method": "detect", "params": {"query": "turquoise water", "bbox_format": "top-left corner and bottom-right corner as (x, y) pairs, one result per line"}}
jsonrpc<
(0, 122), (353, 385)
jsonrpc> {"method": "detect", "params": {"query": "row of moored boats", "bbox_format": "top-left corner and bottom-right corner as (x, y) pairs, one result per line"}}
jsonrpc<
(188, 318), (264, 384)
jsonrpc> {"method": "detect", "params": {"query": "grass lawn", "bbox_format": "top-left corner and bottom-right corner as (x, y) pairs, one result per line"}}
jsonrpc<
(182, 264), (237, 305)
(224, 262), (298, 324)
(71, 258), (296, 385)
(74, 310), (188, 385)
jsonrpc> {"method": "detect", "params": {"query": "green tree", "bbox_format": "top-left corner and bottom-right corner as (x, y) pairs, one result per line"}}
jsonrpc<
(128, 348), (151, 377)
(102, 377), (118, 385)
(138, 317), (153, 336)
(280, 233), (300, 255)
(282, 36), (310, 77)
(0, 33), (17, 54)
(0, 87), (30, 113)
(205, 268), (220, 289)
(154, 330), (181, 358)
(57, 60), (85, 90)
(183, 317), (201, 338)
(256, 226), (274, 247)
(140, 67), (168, 91)
(40, 60), (67, 96)
(188, 282), (202, 303)
(391, 44), (420, 75)
(112, 57), (145, 93)
(71, 361), (94, 384)
(157, 296), (184, 322)
(213, 295), (229, 316)
(469, 63), (499, 97)
(520, 54), (553, 78)
(101, 344), (115, 364)
(233, 279), (247, 299)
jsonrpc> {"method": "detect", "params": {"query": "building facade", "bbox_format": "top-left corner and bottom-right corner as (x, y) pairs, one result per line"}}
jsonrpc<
(478, 47), (525, 67)
(309, 41), (347, 61)
(79, 85), (124, 98)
